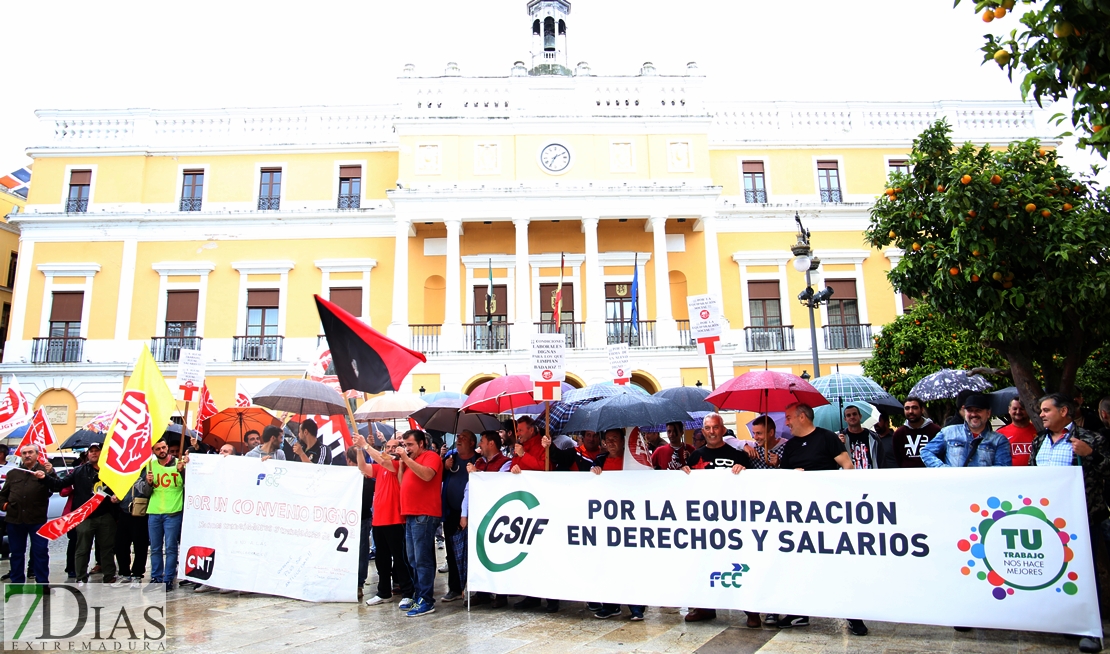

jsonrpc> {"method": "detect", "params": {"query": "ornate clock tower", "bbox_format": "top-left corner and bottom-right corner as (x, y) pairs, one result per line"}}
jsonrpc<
(528, 0), (571, 75)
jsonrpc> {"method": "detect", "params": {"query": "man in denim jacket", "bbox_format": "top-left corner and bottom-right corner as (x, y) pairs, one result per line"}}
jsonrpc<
(921, 394), (1012, 467)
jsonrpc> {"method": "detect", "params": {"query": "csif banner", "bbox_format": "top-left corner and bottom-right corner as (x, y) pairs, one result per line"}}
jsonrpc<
(179, 454), (362, 602)
(467, 467), (1101, 638)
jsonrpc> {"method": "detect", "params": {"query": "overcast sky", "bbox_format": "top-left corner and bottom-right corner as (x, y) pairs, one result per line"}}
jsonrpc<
(3, 0), (1104, 181)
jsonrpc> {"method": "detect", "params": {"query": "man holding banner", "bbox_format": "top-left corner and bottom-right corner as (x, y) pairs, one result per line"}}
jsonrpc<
(137, 439), (187, 591)
(397, 429), (443, 617)
(0, 444), (56, 583)
(46, 442), (119, 584)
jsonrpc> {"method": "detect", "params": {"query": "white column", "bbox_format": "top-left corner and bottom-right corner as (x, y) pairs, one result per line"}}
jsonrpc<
(701, 214), (731, 334)
(4, 239), (33, 363)
(441, 218), (463, 349)
(650, 215), (678, 345)
(114, 239), (138, 342)
(512, 217), (532, 348)
(387, 217), (411, 343)
(582, 217), (606, 348)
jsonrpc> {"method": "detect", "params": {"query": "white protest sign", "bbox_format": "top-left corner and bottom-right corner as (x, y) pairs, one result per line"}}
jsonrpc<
(686, 294), (722, 339)
(607, 343), (630, 384)
(180, 454), (362, 602)
(175, 349), (205, 402)
(530, 334), (566, 401)
(469, 467), (1101, 639)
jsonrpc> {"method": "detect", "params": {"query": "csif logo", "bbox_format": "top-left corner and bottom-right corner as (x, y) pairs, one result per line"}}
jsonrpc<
(476, 491), (549, 572)
(709, 563), (750, 589)
(185, 546), (216, 580)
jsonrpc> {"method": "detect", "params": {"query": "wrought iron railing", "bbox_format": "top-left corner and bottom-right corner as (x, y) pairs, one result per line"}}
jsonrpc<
(534, 321), (585, 348)
(745, 326), (794, 352)
(179, 197), (202, 212)
(65, 198), (88, 213)
(676, 319), (694, 345)
(232, 335), (283, 361)
(150, 336), (203, 362)
(257, 196), (281, 211)
(820, 189), (843, 203)
(744, 189), (767, 203)
(410, 324), (441, 352)
(823, 324), (872, 350)
(464, 323), (509, 351)
(337, 194), (360, 209)
(31, 337), (84, 363)
(606, 320), (655, 347)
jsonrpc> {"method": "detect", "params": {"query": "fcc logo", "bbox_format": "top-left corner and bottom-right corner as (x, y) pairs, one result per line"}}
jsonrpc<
(185, 546), (216, 581)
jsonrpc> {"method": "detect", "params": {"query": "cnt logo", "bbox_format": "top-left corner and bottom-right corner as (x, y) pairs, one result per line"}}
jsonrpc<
(476, 491), (549, 572)
(185, 546), (216, 581)
(709, 563), (750, 588)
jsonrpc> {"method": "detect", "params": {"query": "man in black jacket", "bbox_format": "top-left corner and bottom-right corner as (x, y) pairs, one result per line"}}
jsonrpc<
(0, 444), (57, 583)
(50, 442), (119, 584)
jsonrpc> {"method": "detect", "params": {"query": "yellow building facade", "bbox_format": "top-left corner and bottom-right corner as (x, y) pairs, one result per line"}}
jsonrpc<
(0, 1), (1050, 423)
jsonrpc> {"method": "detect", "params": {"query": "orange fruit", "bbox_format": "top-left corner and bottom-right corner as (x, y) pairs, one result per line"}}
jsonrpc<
(967, 210), (977, 218)
(1041, 209), (1051, 217)
(993, 50), (1011, 66)
(1003, 281), (1013, 289)
(990, 174), (1002, 184)
(961, 174), (972, 185)
(972, 250), (980, 257)
(1054, 21), (1074, 38)
(885, 188), (894, 195)
(992, 201), (999, 208)
(1063, 203), (1073, 211)
(992, 272), (1003, 281)
(949, 267), (960, 276)
(1094, 125), (1104, 133)
(937, 185), (946, 192)
(912, 242), (921, 251)
(982, 9), (994, 22)
(993, 6), (1006, 18)
(971, 274), (980, 282)
(1025, 203), (1037, 213)
(888, 230), (896, 238)
(1038, 148), (1047, 157)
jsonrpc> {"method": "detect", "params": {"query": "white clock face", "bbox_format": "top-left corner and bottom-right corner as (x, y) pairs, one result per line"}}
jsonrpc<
(540, 144), (571, 173)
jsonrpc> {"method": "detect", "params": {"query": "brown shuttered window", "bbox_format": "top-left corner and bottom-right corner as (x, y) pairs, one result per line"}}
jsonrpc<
(70, 170), (92, 185)
(473, 285), (508, 318)
(166, 290), (199, 322)
(747, 280), (779, 299)
(339, 166), (362, 178)
(817, 160), (839, 170)
(246, 289), (279, 308)
(329, 288), (363, 316)
(741, 161), (764, 173)
(825, 279), (857, 299)
(50, 292), (84, 322)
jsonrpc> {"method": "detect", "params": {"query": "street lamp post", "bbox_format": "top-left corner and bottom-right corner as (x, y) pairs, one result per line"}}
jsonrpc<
(790, 213), (835, 379)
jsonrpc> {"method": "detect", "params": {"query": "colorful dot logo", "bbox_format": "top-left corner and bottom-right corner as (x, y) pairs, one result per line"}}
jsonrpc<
(957, 495), (1079, 600)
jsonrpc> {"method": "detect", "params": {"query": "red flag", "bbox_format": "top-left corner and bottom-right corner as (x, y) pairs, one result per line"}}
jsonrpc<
(314, 295), (426, 394)
(408, 417), (420, 431)
(38, 492), (107, 540)
(0, 376), (32, 432)
(194, 383), (218, 432)
(17, 409), (57, 455)
(294, 414), (352, 462)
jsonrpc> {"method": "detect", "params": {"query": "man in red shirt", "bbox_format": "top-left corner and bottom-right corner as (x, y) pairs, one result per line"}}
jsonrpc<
(354, 434), (415, 609)
(998, 397), (1037, 466)
(576, 430), (602, 465)
(397, 429), (443, 617)
(510, 416), (549, 472)
(651, 422), (694, 470)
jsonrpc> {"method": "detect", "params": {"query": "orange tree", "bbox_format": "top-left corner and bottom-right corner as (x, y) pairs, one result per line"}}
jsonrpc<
(865, 119), (1110, 424)
(960, 0), (1110, 157)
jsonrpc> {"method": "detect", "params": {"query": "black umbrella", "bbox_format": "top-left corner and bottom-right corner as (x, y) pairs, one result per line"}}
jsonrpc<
(253, 379), (348, 416)
(988, 387), (1020, 417)
(654, 386), (716, 414)
(410, 399), (503, 435)
(59, 429), (104, 450)
(563, 394), (691, 434)
(159, 423), (199, 448)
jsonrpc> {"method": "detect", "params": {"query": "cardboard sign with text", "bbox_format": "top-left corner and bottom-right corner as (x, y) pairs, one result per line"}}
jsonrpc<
(530, 334), (566, 401)
(608, 343), (630, 384)
(176, 349), (206, 401)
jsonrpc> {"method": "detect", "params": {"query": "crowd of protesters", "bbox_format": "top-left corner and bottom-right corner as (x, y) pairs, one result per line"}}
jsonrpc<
(1, 391), (1108, 651)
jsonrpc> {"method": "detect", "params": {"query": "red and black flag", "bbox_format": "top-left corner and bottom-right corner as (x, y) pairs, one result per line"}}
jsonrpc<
(314, 295), (427, 394)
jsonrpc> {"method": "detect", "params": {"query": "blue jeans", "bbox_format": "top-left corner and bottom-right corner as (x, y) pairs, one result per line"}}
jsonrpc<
(148, 512), (182, 584)
(7, 522), (49, 583)
(404, 515), (441, 606)
(358, 517), (373, 588)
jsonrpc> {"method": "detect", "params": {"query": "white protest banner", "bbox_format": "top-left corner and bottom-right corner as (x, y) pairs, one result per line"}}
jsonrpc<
(530, 333), (566, 401)
(469, 467), (1101, 638)
(180, 454), (361, 602)
(175, 349), (205, 402)
(607, 343), (630, 385)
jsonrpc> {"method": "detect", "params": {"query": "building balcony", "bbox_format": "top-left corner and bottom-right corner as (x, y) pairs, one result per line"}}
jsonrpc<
(745, 326), (795, 352)
(409, 324), (441, 352)
(744, 189), (767, 203)
(179, 197), (202, 212)
(823, 324), (873, 350)
(606, 320), (655, 347)
(676, 319), (693, 345)
(31, 337), (84, 363)
(819, 189), (843, 203)
(257, 196), (281, 211)
(233, 335), (283, 361)
(534, 321), (585, 348)
(337, 194), (360, 209)
(65, 198), (88, 213)
(463, 323), (510, 351)
(150, 336), (203, 362)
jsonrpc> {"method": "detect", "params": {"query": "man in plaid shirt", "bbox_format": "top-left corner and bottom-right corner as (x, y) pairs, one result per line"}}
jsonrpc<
(743, 415), (785, 469)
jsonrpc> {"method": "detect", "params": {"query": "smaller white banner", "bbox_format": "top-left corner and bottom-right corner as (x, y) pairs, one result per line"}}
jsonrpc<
(180, 454), (362, 602)
(530, 334), (566, 382)
(686, 294), (722, 339)
(607, 343), (630, 381)
(175, 349), (205, 401)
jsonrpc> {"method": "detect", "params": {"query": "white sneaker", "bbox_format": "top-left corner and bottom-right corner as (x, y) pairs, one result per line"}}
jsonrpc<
(398, 597), (415, 610)
(193, 584), (214, 593)
(365, 595), (389, 606)
(110, 576), (131, 588)
(130, 578), (142, 589)
(437, 563), (449, 573)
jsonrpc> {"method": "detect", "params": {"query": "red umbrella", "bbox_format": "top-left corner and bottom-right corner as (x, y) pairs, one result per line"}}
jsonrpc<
(461, 375), (536, 414)
(706, 371), (829, 413)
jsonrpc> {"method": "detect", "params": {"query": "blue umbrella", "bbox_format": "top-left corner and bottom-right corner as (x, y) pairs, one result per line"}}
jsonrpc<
(563, 382), (647, 404)
(421, 391), (467, 404)
(563, 395), (690, 434)
(653, 386), (716, 414)
(0, 424), (29, 447)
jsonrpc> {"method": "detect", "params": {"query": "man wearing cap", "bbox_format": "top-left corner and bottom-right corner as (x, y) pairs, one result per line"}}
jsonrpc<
(921, 394), (1012, 467)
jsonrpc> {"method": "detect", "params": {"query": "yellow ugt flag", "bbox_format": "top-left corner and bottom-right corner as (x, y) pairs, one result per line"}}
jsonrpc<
(100, 345), (177, 499)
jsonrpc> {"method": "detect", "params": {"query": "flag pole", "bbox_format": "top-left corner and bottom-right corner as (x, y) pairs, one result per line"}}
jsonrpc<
(179, 401), (191, 458)
(544, 400), (551, 472)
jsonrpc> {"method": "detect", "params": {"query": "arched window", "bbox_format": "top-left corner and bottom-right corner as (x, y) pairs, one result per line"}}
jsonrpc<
(558, 19), (566, 35)
(532, 19), (540, 35)
(543, 17), (556, 51)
